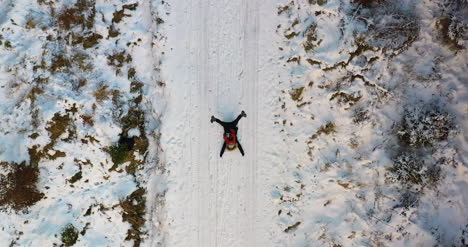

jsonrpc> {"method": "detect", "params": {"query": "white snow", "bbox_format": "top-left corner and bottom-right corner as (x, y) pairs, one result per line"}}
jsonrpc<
(159, 0), (274, 245)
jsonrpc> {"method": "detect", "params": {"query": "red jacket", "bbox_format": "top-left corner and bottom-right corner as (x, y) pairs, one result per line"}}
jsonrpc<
(223, 129), (237, 145)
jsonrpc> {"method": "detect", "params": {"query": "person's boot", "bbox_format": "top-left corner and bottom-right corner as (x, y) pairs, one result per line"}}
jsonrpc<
(210, 116), (216, 123)
(241, 111), (247, 118)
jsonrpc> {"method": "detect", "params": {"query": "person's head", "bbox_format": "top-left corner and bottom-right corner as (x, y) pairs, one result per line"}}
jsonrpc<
(227, 143), (237, 150)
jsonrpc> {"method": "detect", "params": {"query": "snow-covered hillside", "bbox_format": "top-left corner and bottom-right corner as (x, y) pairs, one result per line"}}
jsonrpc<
(0, 0), (466, 246)
(271, 0), (467, 246)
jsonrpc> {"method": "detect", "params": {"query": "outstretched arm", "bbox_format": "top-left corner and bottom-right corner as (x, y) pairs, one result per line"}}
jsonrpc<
(220, 143), (227, 157)
(236, 140), (245, 156)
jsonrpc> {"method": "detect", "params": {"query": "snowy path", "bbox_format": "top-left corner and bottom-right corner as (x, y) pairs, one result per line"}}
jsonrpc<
(160, 0), (273, 246)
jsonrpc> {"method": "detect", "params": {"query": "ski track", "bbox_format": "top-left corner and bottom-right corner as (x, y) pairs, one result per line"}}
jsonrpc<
(162, 0), (261, 246)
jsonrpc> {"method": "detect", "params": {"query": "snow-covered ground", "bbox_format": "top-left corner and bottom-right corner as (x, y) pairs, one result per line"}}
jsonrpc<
(1, 0), (467, 246)
(0, 0), (165, 246)
(159, 0), (274, 246)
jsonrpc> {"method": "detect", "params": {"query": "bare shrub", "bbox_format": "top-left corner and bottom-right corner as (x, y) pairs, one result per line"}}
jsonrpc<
(352, 107), (370, 124)
(387, 151), (443, 191)
(387, 152), (425, 185)
(436, 0), (467, 50)
(395, 189), (419, 209)
(352, 1), (419, 55)
(397, 103), (455, 148)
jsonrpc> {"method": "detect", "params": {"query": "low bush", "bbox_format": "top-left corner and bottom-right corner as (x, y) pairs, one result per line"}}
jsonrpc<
(61, 224), (79, 246)
(387, 151), (443, 190)
(109, 141), (131, 166)
(387, 152), (425, 185)
(395, 189), (419, 209)
(435, 0), (467, 50)
(397, 104), (454, 147)
(352, 108), (370, 124)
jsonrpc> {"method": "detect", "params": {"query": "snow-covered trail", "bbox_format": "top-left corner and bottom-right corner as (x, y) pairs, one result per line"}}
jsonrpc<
(160, 0), (277, 246)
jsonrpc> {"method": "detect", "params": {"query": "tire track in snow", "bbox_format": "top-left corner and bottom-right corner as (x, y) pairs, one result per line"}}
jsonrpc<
(196, 0), (211, 245)
(242, 0), (259, 245)
(188, 1), (198, 245)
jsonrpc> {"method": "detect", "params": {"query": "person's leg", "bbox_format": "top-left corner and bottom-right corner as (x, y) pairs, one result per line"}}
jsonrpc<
(231, 114), (243, 126)
(236, 140), (245, 156)
(232, 111), (246, 126)
(212, 116), (229, 128)
(220, 143), (227, 157)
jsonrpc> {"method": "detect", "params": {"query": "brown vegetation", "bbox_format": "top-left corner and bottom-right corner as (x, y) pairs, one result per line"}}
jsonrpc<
(289, 87), (304, 101)
(436, 17), (464, 50)
(120, 188), (146, 247)
(0, 162), (44, 210)
(311, 122), (336, 139)
(284, 222), (301, 233)
(112, 3), (139, 23)
(57, 0), (96, 30)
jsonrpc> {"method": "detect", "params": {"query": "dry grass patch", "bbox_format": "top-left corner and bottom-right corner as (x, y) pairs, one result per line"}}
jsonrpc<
(112, 3), (139, 23)
(57, 0), (96, 30)
(0, 162), (44, 211)
(25, 17), (37, 29)
(28, 110), (75, 165)
(80, 114), (94, 126)
(94, 85), (111, 102)
(120, 188), (146, 247)
(311, 122), (336, 139)
(277, 2), (294, 16)
(330, 91), (362, 108)
(107, 51), (132, 68)
(284, 222), (301, 233)
(308, 0), (327, 6)
(50, 54), (72, 73)
(289, 87), (305, 101)
(46, 112), (72, 143)
(303, 23), (322, 52)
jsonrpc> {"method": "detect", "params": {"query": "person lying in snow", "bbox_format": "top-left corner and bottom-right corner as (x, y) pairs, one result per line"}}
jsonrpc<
(211, 111), (247, 157)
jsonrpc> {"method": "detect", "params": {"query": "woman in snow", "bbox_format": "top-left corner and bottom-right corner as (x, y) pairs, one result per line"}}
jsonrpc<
(211, 111), (247, 157)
